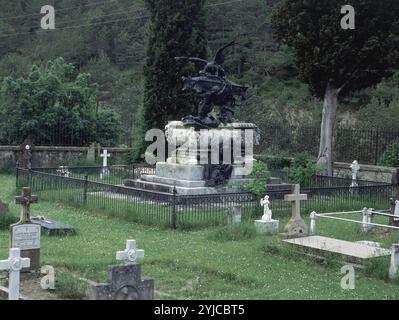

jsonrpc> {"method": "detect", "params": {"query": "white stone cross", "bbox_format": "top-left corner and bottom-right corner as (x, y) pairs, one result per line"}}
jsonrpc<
(350, 160), (360, 187)
(116, 240), (145, 264)
(284, 184), (308, 219)
(100, 150), (111, 168)
(0, 248), (30, 300)
(260, 195), (272, 222)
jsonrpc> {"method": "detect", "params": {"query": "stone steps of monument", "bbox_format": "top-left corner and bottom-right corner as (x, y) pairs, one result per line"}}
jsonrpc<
(266, 183), (293, 193)
(124, 178), (256, 195)
(141, 175), (207, 188)
(268, 177), (282, 185)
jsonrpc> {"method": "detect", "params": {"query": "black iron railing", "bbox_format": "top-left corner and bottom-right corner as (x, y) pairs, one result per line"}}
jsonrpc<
(15, 166), (394, 230)
(257, 124), (399, 165)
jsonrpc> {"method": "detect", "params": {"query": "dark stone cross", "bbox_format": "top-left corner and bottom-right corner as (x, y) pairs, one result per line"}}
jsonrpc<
(10, 187), (41, 271)
(15, 188), (38, 223)
(390, 169), (399, 227)
(18, 138), (33, 169)
(91, 264), (154, 300)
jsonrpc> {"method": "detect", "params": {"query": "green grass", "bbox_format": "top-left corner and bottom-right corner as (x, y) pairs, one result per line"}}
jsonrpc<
(1, 174), (399, 299)
(55, 271), (90, 300)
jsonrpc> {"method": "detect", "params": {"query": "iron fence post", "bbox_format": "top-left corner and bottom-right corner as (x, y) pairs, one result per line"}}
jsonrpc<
(15, 162), (19, 188)
(28, 168), (32, 187)
(171, 186), (177, 229)
(83, 174), (88, 205)
(374, 129), (380, 165)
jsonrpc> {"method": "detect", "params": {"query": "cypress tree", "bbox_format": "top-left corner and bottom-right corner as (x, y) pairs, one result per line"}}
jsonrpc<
(143, 0), (207, 132)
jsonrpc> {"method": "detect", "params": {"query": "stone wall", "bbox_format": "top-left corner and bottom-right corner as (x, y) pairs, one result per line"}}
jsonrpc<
(254, 155), (397, 184)
(0, 146), (130, 169)
(333, 161), (397, 183)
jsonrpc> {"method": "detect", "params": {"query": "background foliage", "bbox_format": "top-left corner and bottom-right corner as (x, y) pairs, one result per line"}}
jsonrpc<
(0, 58), (120, 146)
(0, 0), (397, 163)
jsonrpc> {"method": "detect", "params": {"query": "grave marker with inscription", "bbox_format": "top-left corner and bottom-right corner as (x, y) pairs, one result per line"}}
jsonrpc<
(10, 187), (41, 271)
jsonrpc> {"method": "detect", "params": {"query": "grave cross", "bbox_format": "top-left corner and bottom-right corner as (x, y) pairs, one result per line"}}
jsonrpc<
(15, 187), (38, 223)
(284, 184), (308, 219)
(116, 240), (145, 264)
(350, 160), (360, 187)
(100, 150), (111, 168)
(0, 248), (30, 300)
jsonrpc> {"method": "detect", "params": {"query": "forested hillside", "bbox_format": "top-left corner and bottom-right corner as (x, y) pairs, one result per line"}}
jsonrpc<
(0, 0), (397, 147)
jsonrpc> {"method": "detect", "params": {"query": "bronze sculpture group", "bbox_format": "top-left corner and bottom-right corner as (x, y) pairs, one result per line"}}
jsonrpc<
(175, 41), (248, 129)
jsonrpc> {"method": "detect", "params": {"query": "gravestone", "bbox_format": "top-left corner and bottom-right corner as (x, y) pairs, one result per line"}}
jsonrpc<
(31, 216), (75, 236)
(0, 248), (30, 300)
(18, 138), (33, 169)
(227, 204), (241, 226)
(10, 188), (41, 271)
(0, 199), (9, 216)
(390, 169), (399, 227)
(87, 143), (96, 162)
(255, 195), (279, 235)
(91, 240), (154, 300)
(389, 244), (399, 280)
(361, 208), (374, 233)
(284, 236), (391, 265)
(282, 184), (308, 237)
(309, 211), (317, 235)
(100, 149), (111, 179)
(350, 160), (360, 186)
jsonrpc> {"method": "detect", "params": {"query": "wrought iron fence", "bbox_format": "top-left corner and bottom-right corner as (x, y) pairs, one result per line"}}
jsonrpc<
(257, 124), (399, 165)
(31, 164), (155, 186)
(16, 166), (394, 230)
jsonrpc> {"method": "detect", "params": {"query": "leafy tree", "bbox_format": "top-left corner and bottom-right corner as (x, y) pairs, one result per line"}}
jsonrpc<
(358, 72), (399, 128)
(143, 0), (207, 132)
(285, 152), (320, 186)
(378, 141), (399, 167)
(0, 58), (120, 146)
(241, 160), (270, 198)
(272, 0), (399, 174)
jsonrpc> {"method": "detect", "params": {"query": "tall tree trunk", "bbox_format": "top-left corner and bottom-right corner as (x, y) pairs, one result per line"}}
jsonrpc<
(317, 82), (339, 176)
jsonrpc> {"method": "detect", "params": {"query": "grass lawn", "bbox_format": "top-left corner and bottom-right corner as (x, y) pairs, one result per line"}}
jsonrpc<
(1, 173), (399, 300)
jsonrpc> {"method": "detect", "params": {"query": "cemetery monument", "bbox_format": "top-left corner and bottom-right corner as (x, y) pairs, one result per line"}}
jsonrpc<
(0, 248), (30, 300)
(91, 240), (154, 300)
(10, 187), (41, 271)
(255, 195), (279, 235)
(125, 42), (261, 194)
(100, 149), (111, 179)
(282, 184), (308, 237)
